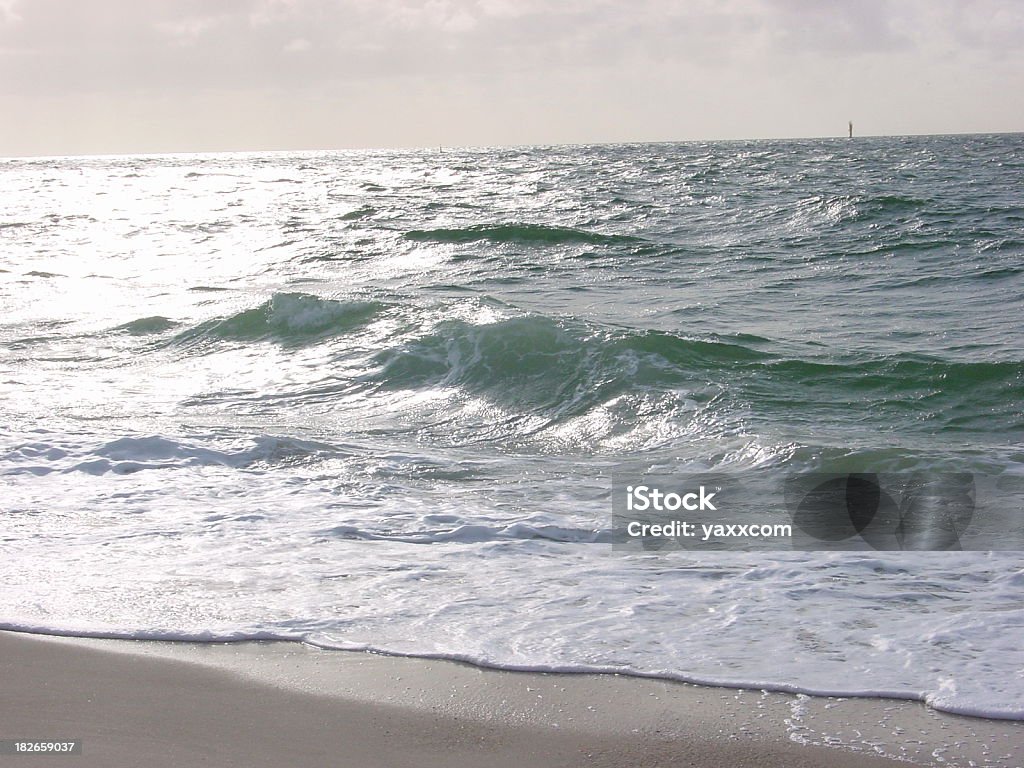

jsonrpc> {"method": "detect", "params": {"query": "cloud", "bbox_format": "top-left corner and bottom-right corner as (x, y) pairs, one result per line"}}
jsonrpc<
(765, 0), (912, 54)
(282, 37), (311, 53)
(2, 0), (1021, 97)
(0, 0), (1020, 153)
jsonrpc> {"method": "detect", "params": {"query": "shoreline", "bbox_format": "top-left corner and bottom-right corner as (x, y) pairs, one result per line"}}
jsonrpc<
(2, 631), (1021, 767)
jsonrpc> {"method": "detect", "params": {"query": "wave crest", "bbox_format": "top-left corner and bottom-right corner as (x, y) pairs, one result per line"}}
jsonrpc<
(404, 223), (642, 247)
(175, 292), (388, 347)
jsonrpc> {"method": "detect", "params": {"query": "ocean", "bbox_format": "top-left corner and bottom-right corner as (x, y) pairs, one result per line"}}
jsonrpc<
(2, 134), (1022, 720)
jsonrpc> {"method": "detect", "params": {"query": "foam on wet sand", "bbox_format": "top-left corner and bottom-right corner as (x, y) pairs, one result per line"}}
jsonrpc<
(2, 631), (1021, 768)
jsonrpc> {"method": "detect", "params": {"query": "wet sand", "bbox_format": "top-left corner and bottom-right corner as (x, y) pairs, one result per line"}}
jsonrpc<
(1, 630), (1020, 768)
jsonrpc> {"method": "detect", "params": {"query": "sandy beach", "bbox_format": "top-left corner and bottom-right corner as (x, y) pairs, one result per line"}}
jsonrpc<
(1, 630), (1020, 768)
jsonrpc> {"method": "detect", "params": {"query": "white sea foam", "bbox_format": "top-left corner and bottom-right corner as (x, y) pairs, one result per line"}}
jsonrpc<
(2, 433), (1023, 720)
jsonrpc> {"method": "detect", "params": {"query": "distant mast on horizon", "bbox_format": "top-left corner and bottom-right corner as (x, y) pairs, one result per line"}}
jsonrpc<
(849, 121), (853, 138)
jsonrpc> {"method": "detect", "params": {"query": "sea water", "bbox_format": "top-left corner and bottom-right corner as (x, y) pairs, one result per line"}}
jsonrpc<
(2, 134), (1022, 719)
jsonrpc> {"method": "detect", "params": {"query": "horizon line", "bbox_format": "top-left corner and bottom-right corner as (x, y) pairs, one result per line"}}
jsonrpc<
(2, 129), (1021, 162)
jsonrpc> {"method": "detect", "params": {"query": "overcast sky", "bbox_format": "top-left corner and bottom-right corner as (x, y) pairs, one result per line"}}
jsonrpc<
(1, 0), (1022, 156)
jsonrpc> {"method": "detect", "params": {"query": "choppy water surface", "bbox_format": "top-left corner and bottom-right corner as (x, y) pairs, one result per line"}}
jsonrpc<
(2, 135), (1023, 719)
